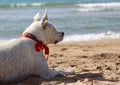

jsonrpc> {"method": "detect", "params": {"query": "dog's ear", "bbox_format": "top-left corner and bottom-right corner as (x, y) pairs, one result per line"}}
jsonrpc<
(34, 12), (40, 21)
(42, 20), (48, 29)
(41, 9), (48, 29)
(42, 8), (48, 22)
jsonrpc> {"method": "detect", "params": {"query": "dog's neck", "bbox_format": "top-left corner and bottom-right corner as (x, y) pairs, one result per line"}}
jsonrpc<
(22, 33), (40, 42)
(21, 33), (49, 60)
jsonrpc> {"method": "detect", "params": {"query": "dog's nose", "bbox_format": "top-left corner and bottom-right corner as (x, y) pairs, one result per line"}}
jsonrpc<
(61, 32), (64, 36)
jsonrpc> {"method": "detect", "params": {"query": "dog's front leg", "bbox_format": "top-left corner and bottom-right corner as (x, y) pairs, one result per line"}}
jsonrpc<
(39, 68), (74, 80)
(38, 67), (75, 80)
(34, 55), (61, 79)
(34, 54), (74, 79)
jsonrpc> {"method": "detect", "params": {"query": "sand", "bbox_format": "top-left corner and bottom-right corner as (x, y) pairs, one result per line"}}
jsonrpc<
(2, 39), (120, 85)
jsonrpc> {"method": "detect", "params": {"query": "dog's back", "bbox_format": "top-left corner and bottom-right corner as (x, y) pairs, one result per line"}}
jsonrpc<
(0, 38), (35, 82)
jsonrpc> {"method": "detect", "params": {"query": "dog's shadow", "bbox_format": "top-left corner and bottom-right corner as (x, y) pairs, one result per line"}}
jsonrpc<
(13, 71), (118, 85)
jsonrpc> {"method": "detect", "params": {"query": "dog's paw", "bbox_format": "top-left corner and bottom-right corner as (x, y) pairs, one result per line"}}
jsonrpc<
(57, 69), (75, 76)
(64, 69), (75, 75)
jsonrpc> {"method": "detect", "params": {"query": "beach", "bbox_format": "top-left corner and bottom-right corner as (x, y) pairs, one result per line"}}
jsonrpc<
(0, 1), (120, 85)
(3, 39), (119, 85)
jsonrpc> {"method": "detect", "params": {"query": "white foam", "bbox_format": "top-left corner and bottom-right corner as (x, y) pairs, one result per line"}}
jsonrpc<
(1, 31), (120, 43)
(75, 2), (120, 12)
(63, 31), (120, 42)
(10, 3), (42, 7)
(0, 40), (8, 43)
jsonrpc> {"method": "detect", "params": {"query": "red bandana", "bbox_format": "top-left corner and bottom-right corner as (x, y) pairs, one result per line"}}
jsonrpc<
(21, 33), (49, 61)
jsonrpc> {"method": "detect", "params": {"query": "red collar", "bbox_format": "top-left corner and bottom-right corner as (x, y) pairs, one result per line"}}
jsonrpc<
(21, 33), (49, 61)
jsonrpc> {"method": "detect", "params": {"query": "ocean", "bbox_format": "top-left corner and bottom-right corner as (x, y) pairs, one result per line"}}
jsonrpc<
(0, 0), (120, 42)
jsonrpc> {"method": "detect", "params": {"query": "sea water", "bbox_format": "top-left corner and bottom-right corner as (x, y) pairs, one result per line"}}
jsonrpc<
(0, 0), (120, 42)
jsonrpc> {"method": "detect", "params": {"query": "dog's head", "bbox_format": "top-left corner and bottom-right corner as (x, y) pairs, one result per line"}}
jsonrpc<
(23, 9), (64, 45)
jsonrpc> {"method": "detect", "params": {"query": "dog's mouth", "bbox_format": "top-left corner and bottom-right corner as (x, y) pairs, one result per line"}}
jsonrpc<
(55, 40), (59, 44)
(55, 37), (64, 44)
(54, 32), (64, 44)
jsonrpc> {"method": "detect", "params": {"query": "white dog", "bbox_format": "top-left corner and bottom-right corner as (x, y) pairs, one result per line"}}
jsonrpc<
(0, 9), (74, 83)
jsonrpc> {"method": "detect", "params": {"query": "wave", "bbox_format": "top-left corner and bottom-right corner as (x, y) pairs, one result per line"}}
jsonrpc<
(0, 2), (73, 8)
(75, 2), (120, 12)
(63, 31), (120, 42)
(10, 3), (42, 7)
(0, 2), (120, 10)
(0, 2), (120, 9)
(0, 31), (120, 43)
(0, 3), (43, 8)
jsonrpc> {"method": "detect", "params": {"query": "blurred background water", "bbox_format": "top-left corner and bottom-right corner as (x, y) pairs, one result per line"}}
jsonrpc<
(0, 0), (120, 42)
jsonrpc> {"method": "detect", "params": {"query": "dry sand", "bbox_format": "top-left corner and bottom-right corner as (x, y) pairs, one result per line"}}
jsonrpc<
(1, 39), (120, 85)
